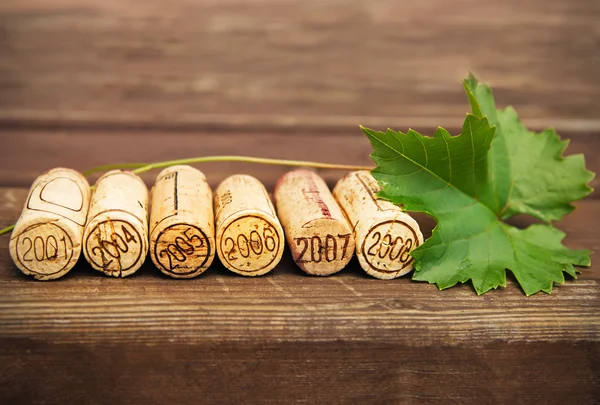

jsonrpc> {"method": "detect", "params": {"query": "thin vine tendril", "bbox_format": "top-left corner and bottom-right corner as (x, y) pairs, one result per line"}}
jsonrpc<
(0, 155), (372, 236)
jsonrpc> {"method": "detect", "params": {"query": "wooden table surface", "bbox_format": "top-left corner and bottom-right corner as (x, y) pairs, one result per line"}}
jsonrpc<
(0, 0), (599, 403)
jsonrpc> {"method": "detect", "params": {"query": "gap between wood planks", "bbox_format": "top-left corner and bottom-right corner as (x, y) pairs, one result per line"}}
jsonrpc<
(1, 110), (600, 135)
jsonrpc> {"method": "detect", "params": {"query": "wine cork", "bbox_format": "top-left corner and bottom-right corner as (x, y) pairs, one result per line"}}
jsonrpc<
(149, 166), (215, 278)
(9, 168), (91, 280)
(83, 170), (149, 277)
(274, 170), (355, 276)
(214, 174), (285, 276)
(333, 171), (423, 279)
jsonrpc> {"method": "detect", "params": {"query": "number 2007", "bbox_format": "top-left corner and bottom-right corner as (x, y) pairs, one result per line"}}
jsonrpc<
(295, 234), (352, 263)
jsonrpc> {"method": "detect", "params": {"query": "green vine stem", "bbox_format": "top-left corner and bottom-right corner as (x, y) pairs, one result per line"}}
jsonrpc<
(83, 163), (147, 176)
(0, 224), (14, 236)
(85, 156), (372, 177)
(0, 155), (373, 236)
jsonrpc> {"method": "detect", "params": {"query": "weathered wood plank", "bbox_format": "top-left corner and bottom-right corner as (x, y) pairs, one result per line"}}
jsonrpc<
(0, 187), (598, 346)
(0, 0), (599, 131)
(1, 177), (598, 405)
(0, 340), (598, 404)
(1, 0), (598, 401)
(1, 130), (598, 191)
(0, 186), (599, 403)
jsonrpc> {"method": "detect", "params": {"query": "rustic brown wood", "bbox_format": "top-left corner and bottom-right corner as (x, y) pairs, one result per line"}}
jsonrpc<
(0, 130), (598, 404)
(0, 186), (598, 403)
(0, 0), (599, 132)
(1, 129), (599, 192)
(0, 339), (596, 404)
(0, 340), (598, 404)
(0, 0), (598, 401)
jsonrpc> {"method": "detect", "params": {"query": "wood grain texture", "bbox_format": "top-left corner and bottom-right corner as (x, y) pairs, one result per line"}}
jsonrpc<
(1, 194), (598, 345)
(0, 340), (598, 404)
(1, 129), (599, 191)
(0, 186), (599, 404)
(0, 0), (599, 401)
(0, 0), (599, 132)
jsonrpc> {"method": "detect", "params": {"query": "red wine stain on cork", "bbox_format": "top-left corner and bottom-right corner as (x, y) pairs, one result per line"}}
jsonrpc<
(299, 170), (332, 220)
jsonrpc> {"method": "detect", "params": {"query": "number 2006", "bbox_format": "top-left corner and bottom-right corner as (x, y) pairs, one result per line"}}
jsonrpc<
(223, 227), (278, 261)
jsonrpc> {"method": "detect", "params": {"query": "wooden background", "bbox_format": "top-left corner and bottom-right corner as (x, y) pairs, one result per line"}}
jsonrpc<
(0, 0), (598, 403)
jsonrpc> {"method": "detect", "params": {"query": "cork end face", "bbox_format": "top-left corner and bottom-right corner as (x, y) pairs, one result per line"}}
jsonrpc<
(356, 213), (424, 280)
(82, 212), (149, 277)
(216, 211), (285, 276)
(9, 217), (82, 280)
(287, 218), (355, 276)
(150, 223), (215, 279)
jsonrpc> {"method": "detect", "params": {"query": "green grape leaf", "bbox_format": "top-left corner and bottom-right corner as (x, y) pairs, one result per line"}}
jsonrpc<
(464, 73), (595, 222)
(362, 75), (594, 295)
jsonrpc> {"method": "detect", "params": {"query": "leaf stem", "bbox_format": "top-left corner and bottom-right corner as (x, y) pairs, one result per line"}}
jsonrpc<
(0, 224), (15, 236)
(1, 155), (373, 236)
(129, 156), (372, 176)
(83, 163), (147, 177)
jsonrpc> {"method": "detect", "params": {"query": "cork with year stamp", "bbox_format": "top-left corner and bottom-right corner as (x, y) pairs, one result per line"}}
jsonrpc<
(82, 170), (149, 277)
(149, 165), (215, 278)
(9, 168), (91, 280)
(274, 169), (355, 276)
(214, 174), (285, 276)
(333, 170), (423, 279)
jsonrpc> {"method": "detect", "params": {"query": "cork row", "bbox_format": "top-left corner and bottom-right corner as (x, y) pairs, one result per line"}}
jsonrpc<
(9, 166), (423, 281)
